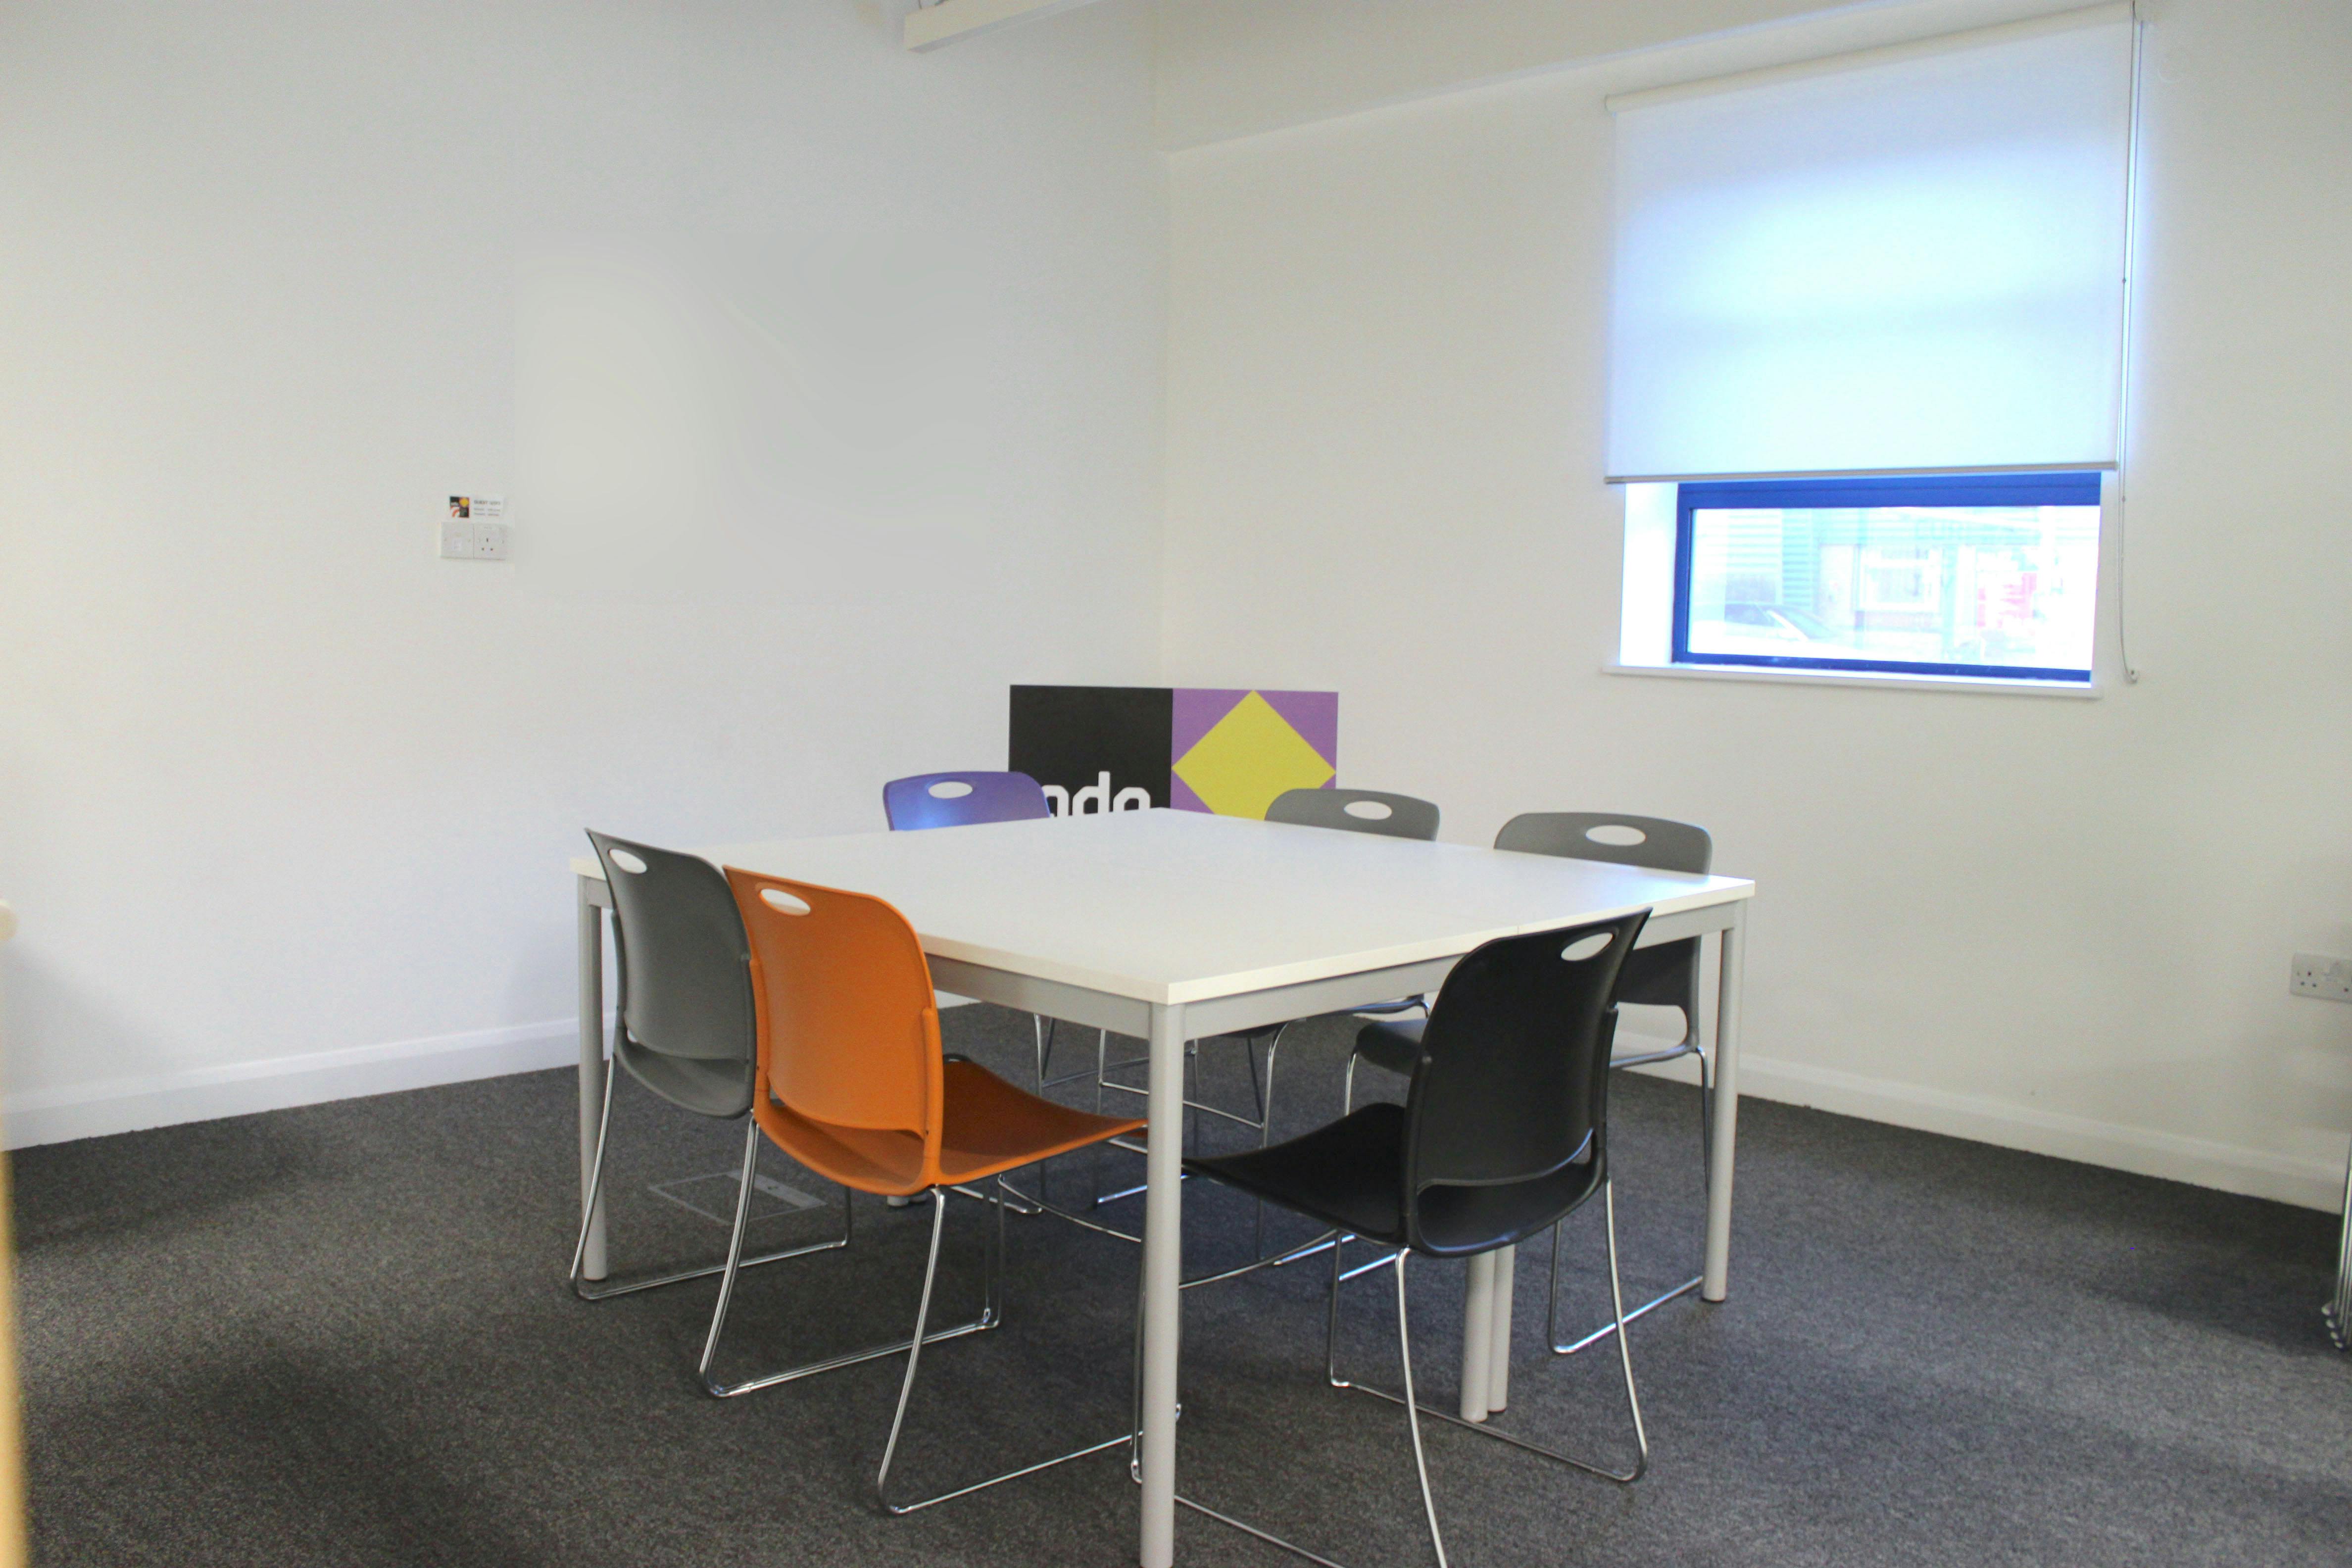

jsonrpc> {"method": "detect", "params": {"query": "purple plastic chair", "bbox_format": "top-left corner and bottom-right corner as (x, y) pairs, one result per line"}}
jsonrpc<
(882, 771), (1054, 832)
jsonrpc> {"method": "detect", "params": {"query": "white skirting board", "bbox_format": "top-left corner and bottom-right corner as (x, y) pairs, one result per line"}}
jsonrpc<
(0, 1017), (586, 1152)
(1625, 1047), (2347, 1214)
(0, 994), (977, 1152)
(7, 1018), (2341, 1212)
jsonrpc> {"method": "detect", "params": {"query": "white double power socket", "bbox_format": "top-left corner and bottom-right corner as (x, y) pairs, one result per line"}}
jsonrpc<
(2290, 953), (2352, 1003)
(439, 519), (510, 561)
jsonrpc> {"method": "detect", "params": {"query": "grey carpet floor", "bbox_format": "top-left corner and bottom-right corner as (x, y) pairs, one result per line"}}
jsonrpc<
(15, 1005), (2352, 1567)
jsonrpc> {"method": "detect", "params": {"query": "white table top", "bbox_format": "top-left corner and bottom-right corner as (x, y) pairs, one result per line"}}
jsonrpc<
(574, 808), (1752, 1008)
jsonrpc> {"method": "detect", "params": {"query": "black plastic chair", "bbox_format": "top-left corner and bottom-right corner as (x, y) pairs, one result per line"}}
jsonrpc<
(569, 832), (850, 1300)
(1097, 786), (1443, 1257)
(1351, 811), (1715, 1357)
(1181, 911), (1653, 1568)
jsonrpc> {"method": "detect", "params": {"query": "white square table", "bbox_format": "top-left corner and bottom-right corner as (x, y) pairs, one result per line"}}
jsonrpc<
(571, 808), (1753, 1567)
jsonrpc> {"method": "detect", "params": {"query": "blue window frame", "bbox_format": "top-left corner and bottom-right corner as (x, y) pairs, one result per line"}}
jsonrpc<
(1672, 471), (2104, 684)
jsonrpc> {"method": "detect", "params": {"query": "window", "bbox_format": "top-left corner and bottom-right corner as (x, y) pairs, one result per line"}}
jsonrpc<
(1673, 473), (2101, 683)
(1603, 11), (2136, 692)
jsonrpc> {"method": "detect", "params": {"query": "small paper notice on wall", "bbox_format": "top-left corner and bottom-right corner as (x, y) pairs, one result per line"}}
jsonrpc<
(448, 495), (505, 519)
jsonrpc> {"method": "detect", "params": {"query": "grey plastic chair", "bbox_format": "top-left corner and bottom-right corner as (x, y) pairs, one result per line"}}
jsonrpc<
(1266, 785), (1443, 841)
(1352, 810), (1714, 1357)
(1493, 814), (1712, 1078)
(1099, 787), (1443, 1256)
(1270, 788), (1444, 1033)
(569, 831), (850, 1299)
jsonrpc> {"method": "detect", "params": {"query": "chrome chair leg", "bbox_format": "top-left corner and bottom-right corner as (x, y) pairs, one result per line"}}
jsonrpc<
(1185, 1042), (1203, 1152)
(1006, 1019), (1127, 1217)
(875, 1187), (952, 1511)
(1094, 1025), (1112, 1206)
(1097, 1022), (1290, 1187)
(567, 1051), (619, 1284)
(1173, 1244), (1445, 1568)
(1243, 1029), (1270, 1125)
(699, 1128), (999, 1399)
(1030, 1015), (1112, 1093)
(1332, 1186), (1649, 1486)
(568, 1055), (850, 1301)
(1003, 1030), (1148, 1244)
(1030, 1015), (1053, 1209)
(1145, 1227), (1410, 1568)
(1258, 1049), (1356, 1270)
(1099, 1025), (1299, 1256)
(878, 1179), (1138, 1516)
(1547, 1031), (1709, 1355)
(1392, 1252), (1448, 1568)
(1604, 1184), (1653, 1476)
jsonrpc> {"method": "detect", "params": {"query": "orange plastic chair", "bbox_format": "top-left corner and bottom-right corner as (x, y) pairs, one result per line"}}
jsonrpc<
(708, 867), (1146, 1515)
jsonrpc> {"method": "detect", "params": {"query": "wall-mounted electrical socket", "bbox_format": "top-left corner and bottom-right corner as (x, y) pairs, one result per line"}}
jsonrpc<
(2290, 953), (2352, 1003)
(438, 521), (510, 561)
(442, 496), (507, 561)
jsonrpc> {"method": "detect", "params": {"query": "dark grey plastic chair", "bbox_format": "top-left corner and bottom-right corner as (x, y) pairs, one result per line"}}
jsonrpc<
(1493, 813), (1711, 1076)
(1353, 810), (1715, 1358)
(1100, 787), (1445, 1257)
(1177, 913), (1654, 1567)
(569, 831), (849, 1300)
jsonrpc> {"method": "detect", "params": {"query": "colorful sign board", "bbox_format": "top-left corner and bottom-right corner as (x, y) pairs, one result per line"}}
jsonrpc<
(1009, 686), (1338, 820)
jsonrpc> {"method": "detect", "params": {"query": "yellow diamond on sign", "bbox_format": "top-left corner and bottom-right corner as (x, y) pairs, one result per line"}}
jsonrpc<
(1172, 690), (1336, 819)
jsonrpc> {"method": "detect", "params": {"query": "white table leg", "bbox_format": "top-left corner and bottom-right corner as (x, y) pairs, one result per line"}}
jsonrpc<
(1460, 1250), (1495, 1422)
(1703, 904), (1747, 1302)
(1140, 1000), (1185, 1568)
(576, 874), (609, 1281)
(1486, 1244), (1514, 1413)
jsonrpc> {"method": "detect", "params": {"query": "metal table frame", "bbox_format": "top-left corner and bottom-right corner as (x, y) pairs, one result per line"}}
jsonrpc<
(575, 848), (1749, 1567)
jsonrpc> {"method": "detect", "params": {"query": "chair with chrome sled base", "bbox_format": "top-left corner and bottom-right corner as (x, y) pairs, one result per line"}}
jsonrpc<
(1093, 786), (1444, 1255)
(706, 866), (1148, 1514)
(569, 831), (851, 1302)
(1351, 811), (1715, 1358)
(882, 770), (1109, 1212)
(1179, 912), (1654, 1568)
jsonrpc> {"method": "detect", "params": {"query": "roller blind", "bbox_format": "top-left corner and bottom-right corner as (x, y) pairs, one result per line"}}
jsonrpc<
(1605, 5), (2137, 483)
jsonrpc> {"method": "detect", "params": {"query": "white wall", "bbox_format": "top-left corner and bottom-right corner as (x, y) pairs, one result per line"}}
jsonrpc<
(1162, 0), (2352, 1207)
(0, 0), (1166, 1143)
(1153, 0), (1852, 149)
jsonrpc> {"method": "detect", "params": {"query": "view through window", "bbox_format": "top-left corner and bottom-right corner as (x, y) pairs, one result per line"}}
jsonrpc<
(1674, 473), (2102, 682)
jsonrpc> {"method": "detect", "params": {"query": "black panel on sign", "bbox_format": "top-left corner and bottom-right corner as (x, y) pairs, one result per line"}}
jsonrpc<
(1008, 686), (1173, 815)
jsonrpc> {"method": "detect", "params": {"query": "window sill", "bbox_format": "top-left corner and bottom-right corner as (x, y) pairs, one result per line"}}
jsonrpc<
(1603, 661), (2100, 698)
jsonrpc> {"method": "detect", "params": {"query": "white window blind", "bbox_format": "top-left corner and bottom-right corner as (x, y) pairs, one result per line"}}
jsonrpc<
(1605, 4), (2137, 483)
